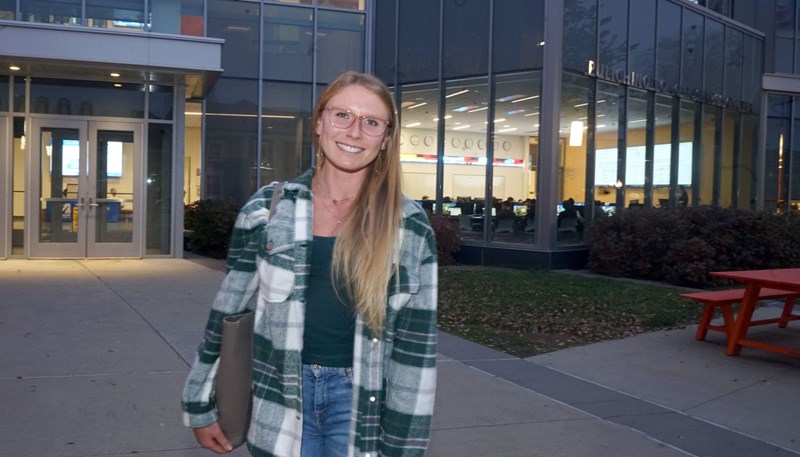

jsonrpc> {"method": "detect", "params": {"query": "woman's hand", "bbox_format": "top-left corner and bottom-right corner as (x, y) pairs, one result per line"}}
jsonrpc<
(193, 422), (234, 454)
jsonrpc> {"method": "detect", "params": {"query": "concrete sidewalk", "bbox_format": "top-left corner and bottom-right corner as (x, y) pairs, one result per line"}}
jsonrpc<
(1, 258), (798, 457)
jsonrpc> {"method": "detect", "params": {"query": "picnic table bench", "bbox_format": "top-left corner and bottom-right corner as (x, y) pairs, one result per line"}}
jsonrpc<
(681, 288), (799, 342)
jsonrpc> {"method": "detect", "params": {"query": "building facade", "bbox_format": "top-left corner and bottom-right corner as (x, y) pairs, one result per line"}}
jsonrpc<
(375, 0), (764, 268)
(0, 0), (791, 268)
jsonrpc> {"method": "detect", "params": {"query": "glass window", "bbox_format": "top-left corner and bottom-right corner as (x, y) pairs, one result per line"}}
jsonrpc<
(720, 109), (737, 208)
(274, 0), (312, 4)
(681, 100), (698, 207)
(563, 0), (597, 73)
(0, 0), (14, 19)
(775, 0), (795, 73)
(0, 75), (8, 112)
(87, 0), (145, 30)
(743, 35), (763, 108)
(184, 102), (202, 205)
(704, 0), (729, 15)
(731, 0), (757, 27)
(629, 0), (655, 77)
(209, 0), (260, 79)
(263, 4), (312, 82)
(492, 72), (542, 245)
(443, 77), (488, 241)
(558, 73), (591, 245)
(398, 80), (439, 224)
(21, 0), (81, 25)
(13, 77), (24, 113)
(704, 19), (725, 96)
(261, 80), (312, 186)
(374, 0), (396, 83)
(12, 117), (25, 255)
(29, 78), (146, 118)
(724, 28), (744, 100)
(765, 94), (791, 213)
(204, 78), (259, 203)
(443, 0), (489, 79)
(399, 0), (440, 84)
(738, 113), (757, 210)
(682, 10), (704, 92)
(149, 86), (174, 120)
(317, 11), (365, 83)
(493, 0), (544, 73)
(594, 81), (624, 209)
(700, 105), (719, 206)
(317, 0), (365, 10)
(146, 124), (173, 255)
(150, 0), (204, 36)
(598, 0), (628, 72)
(625, 88), (648, 208)
(653, 95), (673, 208)
(792, 99), (800, 212)
(655, 0), (680, 86)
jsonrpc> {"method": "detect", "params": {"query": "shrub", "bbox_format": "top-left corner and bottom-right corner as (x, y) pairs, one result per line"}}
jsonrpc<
(428, 215), (462, 266)
(588, 206), (800, 287)
(184, 199), (241, 258)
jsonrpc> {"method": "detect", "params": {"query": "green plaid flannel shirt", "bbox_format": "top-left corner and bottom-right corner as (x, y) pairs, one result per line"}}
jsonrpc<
(183, 168), (438, 457)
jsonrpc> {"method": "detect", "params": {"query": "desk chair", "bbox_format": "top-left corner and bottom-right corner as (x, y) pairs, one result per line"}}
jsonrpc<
(524, 217), (536, 234)
(557, 217), (579, 239)
(494, 217), (515, 236)
(459, 214), (474, 232)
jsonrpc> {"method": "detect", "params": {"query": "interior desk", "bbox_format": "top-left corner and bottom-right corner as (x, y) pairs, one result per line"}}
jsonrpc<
(710, 268), (800, 358)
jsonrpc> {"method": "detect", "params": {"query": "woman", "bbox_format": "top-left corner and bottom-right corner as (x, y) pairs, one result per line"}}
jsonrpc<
(182, 71), (438, 457)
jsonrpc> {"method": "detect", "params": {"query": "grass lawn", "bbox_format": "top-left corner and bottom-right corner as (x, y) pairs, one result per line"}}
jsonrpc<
(438, 266), (702, 358)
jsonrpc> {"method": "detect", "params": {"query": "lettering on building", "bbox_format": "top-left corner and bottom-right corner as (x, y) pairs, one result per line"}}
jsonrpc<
(586, 60), (753, 113)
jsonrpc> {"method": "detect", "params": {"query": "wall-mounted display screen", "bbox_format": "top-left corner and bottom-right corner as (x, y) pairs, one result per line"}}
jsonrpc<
(61, 139), (80, 176)
(53, 139), (123, 177)
(106, 141), (123, 178)
(595, 142), (693, 186)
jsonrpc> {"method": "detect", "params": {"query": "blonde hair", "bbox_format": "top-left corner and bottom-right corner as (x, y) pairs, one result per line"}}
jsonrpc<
(311, 71), (402, 338)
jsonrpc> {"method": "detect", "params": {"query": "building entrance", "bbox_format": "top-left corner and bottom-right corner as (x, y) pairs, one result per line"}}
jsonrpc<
(29, 118), (142, 258)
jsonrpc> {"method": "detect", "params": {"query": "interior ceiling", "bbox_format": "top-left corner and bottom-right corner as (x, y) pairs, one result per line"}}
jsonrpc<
(396, 79), (666, 141)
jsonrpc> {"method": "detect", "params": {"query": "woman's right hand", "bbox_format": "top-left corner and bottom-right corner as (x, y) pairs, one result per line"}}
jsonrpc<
(193, 422), (234, 454)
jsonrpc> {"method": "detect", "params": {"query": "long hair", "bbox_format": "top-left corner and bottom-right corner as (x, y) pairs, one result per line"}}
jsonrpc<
(310, 71), (402, 338)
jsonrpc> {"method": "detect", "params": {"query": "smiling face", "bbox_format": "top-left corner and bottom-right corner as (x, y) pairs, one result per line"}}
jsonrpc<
(316, 84), (390, 176)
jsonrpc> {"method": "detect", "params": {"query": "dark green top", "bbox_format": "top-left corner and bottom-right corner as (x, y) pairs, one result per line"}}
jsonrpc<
(302, 236), (356, 367)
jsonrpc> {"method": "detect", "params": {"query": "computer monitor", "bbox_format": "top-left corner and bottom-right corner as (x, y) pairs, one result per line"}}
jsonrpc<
(491, 207), (497, 217)
(458, 201), (475, 215)
(602, 205), (616, 215)
(436, 201), (456, 215)
(513, 204), (527, 216)
(556, 204), (565, 215)
(448, 206), (462, 216)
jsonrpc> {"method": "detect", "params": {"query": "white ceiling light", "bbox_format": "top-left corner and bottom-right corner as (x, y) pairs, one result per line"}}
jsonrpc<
(446, 89), (469, 98)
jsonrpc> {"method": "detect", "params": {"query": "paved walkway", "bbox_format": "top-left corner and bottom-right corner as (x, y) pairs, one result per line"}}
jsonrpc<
(1, 258), (798, 457)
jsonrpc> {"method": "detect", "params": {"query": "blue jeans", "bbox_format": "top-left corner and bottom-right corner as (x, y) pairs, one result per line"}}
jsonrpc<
(301, 364), (353, 457)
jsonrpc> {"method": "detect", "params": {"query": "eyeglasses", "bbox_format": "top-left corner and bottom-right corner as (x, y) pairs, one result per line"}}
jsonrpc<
(324, 106), (390, 137)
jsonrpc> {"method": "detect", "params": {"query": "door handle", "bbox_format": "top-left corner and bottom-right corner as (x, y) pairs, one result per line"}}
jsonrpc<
(89, 197), (99, 208)
(75, 197), (85, 209)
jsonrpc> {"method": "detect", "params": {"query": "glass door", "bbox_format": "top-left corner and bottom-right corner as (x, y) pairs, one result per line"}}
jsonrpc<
(0, 115), (7, 259)
(29, 119), (141, 258)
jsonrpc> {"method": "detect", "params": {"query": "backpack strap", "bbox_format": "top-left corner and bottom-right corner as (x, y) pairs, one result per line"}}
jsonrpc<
(268, 182), (285, 222)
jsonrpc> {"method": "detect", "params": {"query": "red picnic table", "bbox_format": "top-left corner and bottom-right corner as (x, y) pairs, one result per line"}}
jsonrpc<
(710, 268), (800, 358)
